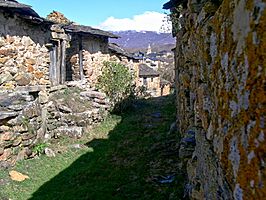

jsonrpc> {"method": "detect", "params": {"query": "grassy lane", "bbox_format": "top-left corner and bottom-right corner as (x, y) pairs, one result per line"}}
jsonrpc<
(0, 95), (186, 200)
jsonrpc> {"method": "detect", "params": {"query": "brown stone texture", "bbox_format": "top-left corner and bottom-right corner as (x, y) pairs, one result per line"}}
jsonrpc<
(161, 84), (171, 96)
(47, 11), (71, 25)
(171, 0), (266, 199)
(0, 35), (50, 89)
(0, 10), (52, 89)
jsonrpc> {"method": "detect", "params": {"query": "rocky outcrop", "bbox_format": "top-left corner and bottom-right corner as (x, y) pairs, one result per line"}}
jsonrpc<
(167, 0), (266, 199)
(0, 84), (110, 163)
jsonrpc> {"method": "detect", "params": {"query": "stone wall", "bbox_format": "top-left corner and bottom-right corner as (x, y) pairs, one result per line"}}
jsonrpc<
(67, 34), (112, 83)
(0, 85), (110, 163)
(170, 0), (266, 199)
(0, 12), (51, 89)
(161, 83), (171, 96)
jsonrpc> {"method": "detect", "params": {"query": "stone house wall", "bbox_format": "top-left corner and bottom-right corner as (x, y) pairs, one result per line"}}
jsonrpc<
(67, 34), (139, 88)
(0, 12), (51, 89)
(169, 0), (266, 199)
(138, 76), (161, 97)
(161, 84), (171, 96)
(67, 34), (111, 84)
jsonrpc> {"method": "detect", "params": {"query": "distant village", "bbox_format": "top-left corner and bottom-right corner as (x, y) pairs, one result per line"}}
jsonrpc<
(0, 0), (174, 97)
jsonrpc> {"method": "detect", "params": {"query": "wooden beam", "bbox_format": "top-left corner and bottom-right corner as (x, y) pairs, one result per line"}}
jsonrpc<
(56, 40), (61, 85)
(78, 35), (84, 80)
(49, 46), (57, 86)
(60, 40), (67, 84)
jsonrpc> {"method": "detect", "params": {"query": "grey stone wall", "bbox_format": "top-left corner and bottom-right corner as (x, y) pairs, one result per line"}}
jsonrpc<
(169, 0), (266, 199)
(0, 85), (110, 162)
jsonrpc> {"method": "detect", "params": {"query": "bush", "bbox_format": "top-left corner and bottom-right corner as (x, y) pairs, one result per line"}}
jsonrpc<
(97, 61), (135, 112)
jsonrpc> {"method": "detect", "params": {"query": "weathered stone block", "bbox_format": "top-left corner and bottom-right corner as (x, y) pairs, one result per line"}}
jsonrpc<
(0, 149), (12, 161)
(0, 72), (13, 84)
(55, 126), (83, 139)
(80, 90), (106, 100)
(0, 111), (18, 120)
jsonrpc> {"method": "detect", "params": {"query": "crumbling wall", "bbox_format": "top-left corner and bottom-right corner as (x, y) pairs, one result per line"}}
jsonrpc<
(170, 0), (266, 199)
(0, 85), (110, 163)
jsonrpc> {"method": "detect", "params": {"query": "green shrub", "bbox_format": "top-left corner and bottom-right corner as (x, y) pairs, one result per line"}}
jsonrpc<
(32, 143), (48, 156)
(97, 61), (135, 112)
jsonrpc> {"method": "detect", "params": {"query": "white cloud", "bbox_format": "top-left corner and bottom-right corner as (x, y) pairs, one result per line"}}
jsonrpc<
(98, 11), (171, 33)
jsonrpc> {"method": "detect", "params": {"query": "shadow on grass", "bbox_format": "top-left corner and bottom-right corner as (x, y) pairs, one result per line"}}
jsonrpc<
(29, 95), (186, 200)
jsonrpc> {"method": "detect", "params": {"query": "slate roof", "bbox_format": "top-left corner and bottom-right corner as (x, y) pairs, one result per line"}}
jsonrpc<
(139, 64), (160, 77)
(109, 43), (137, 59)
(0, 0), (53, 24)
(64, 24), (119, 38)
(163, 0), (187, 9)
(0, 0), (40, 18)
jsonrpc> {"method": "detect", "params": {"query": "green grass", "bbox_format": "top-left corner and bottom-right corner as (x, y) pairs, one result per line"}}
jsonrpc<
(0, 95), (186, 200)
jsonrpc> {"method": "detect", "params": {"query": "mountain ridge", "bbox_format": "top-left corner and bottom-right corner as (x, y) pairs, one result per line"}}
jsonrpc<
(110, 30), (175, 53)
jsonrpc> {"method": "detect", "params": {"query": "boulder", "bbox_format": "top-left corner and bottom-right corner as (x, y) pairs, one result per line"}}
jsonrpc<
(0, 132), (15, 141)
(16, 149), (27, 161)
(44, 148), (56, 157)
(38, 90), (49, 104)
(9, 170), (29, 182)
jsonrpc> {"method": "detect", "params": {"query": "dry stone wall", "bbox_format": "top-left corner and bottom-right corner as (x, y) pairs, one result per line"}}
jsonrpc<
(0, 12), (50, 44)
(69, 50), (120, 86)
(0, 12), (51, 90)
(170, 0), (266, 199)
(0, 35), (50, 90)
(0, 85), (110, 163)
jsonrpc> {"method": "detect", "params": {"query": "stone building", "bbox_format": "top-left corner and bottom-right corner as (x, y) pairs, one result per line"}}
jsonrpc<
(108, 43), (140, 78)
(138, 63), (171, 97)
(165, 0), (266, 199)
(0, 1), (119, 163)
(63, 24), (119, 85)
(160, 79), (171, 96)
(138, 63), (161, 97)
(0, 0), (53, 89)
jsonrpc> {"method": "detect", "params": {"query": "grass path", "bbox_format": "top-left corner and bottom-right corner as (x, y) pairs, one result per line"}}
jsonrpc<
(0, 95), (186, 200)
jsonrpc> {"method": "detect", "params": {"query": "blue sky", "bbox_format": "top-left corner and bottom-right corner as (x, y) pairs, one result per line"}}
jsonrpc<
(18, 0), (170, 31)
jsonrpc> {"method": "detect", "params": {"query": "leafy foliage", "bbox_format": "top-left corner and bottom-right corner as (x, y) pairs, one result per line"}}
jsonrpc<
(32, 143), (48, 155)
(97, 61), (135, 111)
